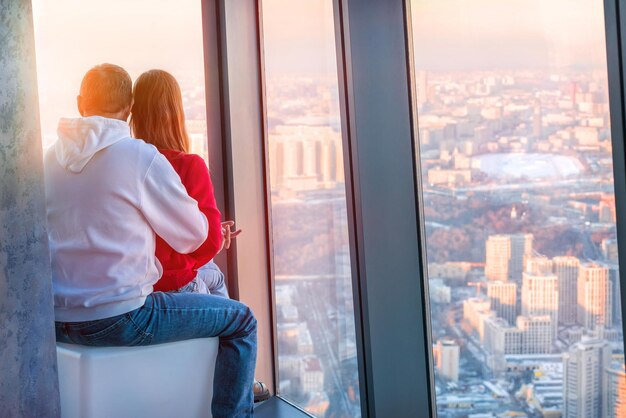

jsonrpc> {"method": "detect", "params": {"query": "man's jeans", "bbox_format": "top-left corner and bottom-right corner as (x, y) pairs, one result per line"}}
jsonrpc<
(55, 292), (257, 418)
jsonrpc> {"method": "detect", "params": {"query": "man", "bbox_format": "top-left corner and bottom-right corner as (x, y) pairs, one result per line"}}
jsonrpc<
(45, 63), (256, 418)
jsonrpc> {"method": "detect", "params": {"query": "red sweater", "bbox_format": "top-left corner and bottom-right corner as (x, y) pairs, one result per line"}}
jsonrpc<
(153, 150), (222, 291)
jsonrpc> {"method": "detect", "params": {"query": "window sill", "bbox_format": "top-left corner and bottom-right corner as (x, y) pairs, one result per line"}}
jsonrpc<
(254, 397), (314, 418)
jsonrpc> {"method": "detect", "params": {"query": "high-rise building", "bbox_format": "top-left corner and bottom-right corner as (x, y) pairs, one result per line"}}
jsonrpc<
(601, 238), (619, 262)
(563, 339), (611, 418)
(485, 234), (533, 282)
(525, 255), (553, 275)
(485, 235), (511, 281)
(517, 315), (552, 354)
(283, 140), (300, 179)
(554, 256), (580, 326)
(300, 356), (325, 393)
(303, 140), (318, 177)
(605, 359), (626, 418)
(463, 298), (494, 342)
(510, 234), (534, 282)
(319, 138), (337, 185)
(605, 263), (622, 328)
(334, 136), (344, 185)
(578, 264), (612, 330)
(599, 195), (617, 223)
(295, 141), (305, 176)
(483, 316), (522, 356)
(433, 340), (460, 382)
(269, 140), (286, 189)
(483, 316), (522, 374)
(521, 272), (558, 340)
(487, 281), (517, 324)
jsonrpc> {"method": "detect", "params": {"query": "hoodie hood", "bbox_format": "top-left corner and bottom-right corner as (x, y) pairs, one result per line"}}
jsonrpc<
(55, 116), (131, 173)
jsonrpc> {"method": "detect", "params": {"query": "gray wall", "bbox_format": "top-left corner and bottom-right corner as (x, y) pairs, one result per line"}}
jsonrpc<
(0, 1), (61, 416)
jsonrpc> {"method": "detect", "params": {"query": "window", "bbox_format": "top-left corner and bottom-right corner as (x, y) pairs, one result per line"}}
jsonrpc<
(261, 1), (361, 416)
(32, 0), (209, 163)
(409, 0), (626, 416)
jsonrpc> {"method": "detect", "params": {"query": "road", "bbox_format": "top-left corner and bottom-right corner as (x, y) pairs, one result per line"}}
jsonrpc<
(298, 280), (354, 416)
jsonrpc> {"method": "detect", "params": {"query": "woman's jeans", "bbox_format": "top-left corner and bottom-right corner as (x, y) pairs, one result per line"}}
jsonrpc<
(55, 292), (257, 418)
(179, 260), (230, 298)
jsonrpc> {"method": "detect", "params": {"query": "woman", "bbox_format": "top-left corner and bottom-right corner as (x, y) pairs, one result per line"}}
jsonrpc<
(130, 69), (269, 402)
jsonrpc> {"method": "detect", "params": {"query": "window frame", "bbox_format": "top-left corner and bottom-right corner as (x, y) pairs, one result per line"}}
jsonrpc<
(333, 0), (435, 416)
(200, 0), (277, 394)
(604, 0), (626, 355)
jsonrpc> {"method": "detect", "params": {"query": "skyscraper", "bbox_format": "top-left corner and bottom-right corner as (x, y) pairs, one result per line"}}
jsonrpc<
(525, 255), (553, 275)
(521, 272), (558, 340)
(605, 360), (626, 418)
(483, 316), (522, 373)
(599, 195), (617, 223)
(269, 140), (286, 189)
(463, 298), (495, 342)
(320, 138), (336, 185)
(601, 238), (618, 262)
(434, 340), (460, 382)
(487, 281), (517, 325)
(578, 264), (612, 330)
(510, 234), (534, 282)
(606, 264), (622, 328)
(563, 339), (611, 418)
(303, 140), (318, 177)
(485, 235), (512, 281)
(554, 256), (580, 326)
(485, 234), (533, 282)
(517, 315), (552, 354)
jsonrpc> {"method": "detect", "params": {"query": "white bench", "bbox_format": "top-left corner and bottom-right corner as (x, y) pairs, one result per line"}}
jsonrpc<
(56, 338), (219, 418)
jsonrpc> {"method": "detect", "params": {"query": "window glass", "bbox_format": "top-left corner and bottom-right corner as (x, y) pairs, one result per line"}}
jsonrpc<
(261, 1), (361, 416)
(32, 0), (209, 163)
(409, 1), (626, 416)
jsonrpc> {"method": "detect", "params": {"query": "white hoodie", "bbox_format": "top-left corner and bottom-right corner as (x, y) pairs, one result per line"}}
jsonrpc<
(44, 116), (208, 322)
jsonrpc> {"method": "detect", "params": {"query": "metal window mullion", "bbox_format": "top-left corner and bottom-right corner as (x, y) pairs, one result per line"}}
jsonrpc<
(334, 0), (435, 416)
(604, 0), (626, 354)
(207, 0), (277, 392)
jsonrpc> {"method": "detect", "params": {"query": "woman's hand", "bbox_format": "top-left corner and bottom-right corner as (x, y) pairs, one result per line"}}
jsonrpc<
(220, 220), (242, 252)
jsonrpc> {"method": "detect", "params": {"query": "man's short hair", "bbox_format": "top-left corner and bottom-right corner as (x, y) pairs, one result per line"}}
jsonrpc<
(79, 64), (132, 114)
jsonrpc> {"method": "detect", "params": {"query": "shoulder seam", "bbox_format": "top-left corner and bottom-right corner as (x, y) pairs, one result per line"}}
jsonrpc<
(138, 150), (159, 210)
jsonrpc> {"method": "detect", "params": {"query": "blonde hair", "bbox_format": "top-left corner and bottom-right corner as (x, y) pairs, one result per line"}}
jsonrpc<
(80, 63), (132, 114)
(130, 70), (190, 152)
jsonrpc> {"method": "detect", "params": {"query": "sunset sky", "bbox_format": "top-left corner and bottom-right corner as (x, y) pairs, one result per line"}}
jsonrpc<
(32, 0), (206, 144)
(31, 0), (335, 144)
(32, 0), (608, 143)
(411, 0), (608, 70)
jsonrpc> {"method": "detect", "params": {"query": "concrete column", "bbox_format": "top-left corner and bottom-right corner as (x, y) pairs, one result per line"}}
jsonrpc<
(0, 1), (61, 416)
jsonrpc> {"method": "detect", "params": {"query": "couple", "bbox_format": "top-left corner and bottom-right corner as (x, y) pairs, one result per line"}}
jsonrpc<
(46, 64), (264, 417)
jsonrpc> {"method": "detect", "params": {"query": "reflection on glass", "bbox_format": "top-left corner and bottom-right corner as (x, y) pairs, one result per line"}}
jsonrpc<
(409, 0), (626, 416)
(32, 0), (209, 162)
(261, 1), (361, 416)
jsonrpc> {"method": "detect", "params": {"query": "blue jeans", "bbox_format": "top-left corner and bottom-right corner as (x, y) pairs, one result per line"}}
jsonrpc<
(55, 292), (257, 418)
(180, 260), (230, 298)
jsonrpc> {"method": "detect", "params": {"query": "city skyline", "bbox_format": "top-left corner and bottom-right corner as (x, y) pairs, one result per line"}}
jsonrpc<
(415, 63), (625, 416)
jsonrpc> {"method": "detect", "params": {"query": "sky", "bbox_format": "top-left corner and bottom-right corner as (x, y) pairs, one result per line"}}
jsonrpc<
(32, 0), (610, 142)
(31, 0), (334, 143)
(32, 0), (206, 143)
(261, 0), (337, 77)
(410, 0), (608, 71)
